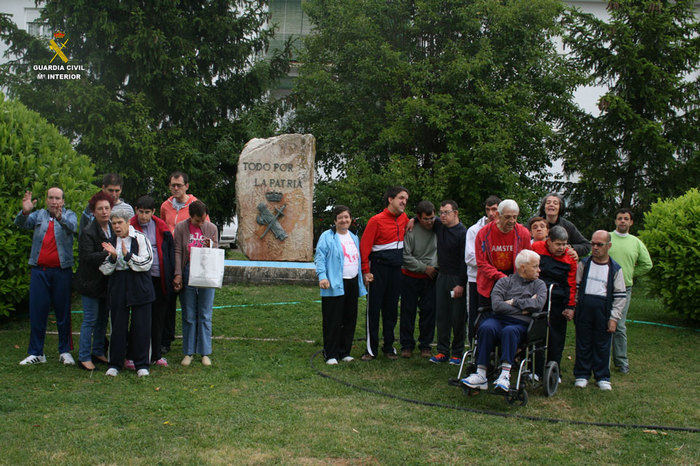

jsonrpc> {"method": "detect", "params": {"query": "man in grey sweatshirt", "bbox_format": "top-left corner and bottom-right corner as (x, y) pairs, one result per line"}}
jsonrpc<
(399, 201), (438, 358)
(461, 249), (546, 392)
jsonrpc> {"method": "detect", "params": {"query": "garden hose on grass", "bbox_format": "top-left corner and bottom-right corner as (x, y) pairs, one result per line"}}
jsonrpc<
(310, 350), (699, 433)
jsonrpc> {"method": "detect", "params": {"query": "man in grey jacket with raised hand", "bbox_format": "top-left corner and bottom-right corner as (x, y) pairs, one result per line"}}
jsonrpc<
(461, 249), (546, 392)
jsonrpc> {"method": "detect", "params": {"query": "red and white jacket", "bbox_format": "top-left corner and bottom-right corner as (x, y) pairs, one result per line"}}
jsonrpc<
(360, 208), (408, 274)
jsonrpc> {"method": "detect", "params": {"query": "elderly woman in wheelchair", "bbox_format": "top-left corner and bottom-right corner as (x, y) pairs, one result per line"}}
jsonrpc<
(461, 250), (547, 393)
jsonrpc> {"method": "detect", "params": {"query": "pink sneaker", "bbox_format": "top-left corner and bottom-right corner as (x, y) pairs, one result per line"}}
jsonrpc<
(124, 359), (135, 371)
(154, 357), (168, 367)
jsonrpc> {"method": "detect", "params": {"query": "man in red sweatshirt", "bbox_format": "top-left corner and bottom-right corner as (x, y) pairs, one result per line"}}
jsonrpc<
(359, 186), (409, 360)
(475, 199), (531, 311)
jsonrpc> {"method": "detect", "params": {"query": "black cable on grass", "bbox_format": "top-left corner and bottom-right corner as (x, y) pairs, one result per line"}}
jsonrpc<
(310, 350), (699, 433)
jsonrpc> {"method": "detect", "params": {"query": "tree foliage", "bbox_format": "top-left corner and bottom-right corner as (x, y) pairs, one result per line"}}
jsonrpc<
(638, 189), (700, 322)
(561, 0), (699, 229)
(0, 94), (94, 316)
(0, 1), (290, 224)
(289, 0), (578, 223)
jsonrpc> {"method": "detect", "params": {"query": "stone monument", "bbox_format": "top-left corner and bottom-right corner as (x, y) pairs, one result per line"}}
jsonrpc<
(235, 134), (315, 262)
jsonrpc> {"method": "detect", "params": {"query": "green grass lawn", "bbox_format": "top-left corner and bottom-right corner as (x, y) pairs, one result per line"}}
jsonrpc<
(0, 281), (697, 464)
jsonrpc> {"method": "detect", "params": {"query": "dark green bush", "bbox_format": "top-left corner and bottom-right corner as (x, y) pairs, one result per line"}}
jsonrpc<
(0, 94), (95, 316)
(638, 189), (700, 322)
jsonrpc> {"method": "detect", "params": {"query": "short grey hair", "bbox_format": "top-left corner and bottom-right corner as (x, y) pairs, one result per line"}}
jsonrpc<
(498, 199), (519, 215)
(515, 249), (539, 269)
(548, 225), (569, 242)
(110, 210), (132, 222)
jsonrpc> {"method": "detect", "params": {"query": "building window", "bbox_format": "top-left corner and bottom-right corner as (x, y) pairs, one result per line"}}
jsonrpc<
(25, 8), (51, 38)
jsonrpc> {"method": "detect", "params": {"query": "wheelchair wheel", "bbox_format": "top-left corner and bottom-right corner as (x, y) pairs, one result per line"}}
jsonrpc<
(544, 361), (560, 397)
(506, 388), (528, 407)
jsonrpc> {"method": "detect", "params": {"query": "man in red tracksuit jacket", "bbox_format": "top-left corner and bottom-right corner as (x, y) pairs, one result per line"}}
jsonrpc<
(359, 186), (409, 360)
(475, 199), (531, 310)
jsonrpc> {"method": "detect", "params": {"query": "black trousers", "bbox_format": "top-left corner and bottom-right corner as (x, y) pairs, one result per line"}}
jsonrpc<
(365, 262), (401, 356)
(108, 271), (152, 371)
(161, 291), (179, 349)
(149, 277), (168, 362)
(547, 306), (568, 367)
(435, 273), (466, 357)
(574, 294), (612, 381)
(467, 281), (479, 344)
(399, 274), (436, 351)
(321, 278), (359, 360)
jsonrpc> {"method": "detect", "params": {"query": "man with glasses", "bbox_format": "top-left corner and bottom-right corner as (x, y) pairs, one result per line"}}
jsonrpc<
(428, 200), (468, 365)
(399, 200), (438, 359)
(573, 230), (627, 391)
(159, 171), (208, 354)
(464, 195), (501, 344)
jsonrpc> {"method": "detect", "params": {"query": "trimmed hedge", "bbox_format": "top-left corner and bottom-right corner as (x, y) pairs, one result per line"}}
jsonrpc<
(638, 189), (700, 322)
(0, 94), (95, 316)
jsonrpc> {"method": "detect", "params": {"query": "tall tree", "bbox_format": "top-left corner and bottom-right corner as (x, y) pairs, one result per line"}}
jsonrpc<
(0, 1), (289, 224)
(290, 0), (579, 223)
(561, 0), (699, 230)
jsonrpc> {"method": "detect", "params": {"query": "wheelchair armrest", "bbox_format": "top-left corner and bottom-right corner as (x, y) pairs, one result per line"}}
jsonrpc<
(477, 306), (491, 314)
(530, 311), (547, 319)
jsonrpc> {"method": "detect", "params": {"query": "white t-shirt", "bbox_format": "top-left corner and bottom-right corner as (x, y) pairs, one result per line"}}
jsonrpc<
(338, 232), (359, 279)
(584, 261), (609, 297)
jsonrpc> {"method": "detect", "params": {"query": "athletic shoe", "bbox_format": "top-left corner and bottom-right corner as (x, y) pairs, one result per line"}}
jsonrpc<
(181, 355), (193, 366)
(461, 372), (488, 390)
(124, 359), (135, 371)
(19, 354), (46, 365)
(154, 357), (168, 367)
(105, 368), (118, 377)
(341, 356), (354, 362)
(360, 353), (375, 361)
(429, 353), (449, 363)
(401, 349), (412, 358)
(574, 378), (588, 388)
(59, 352), (75, 365)
(420, 348), (432, 359)
(137, 369), (149, 378)
(619, 365), (630, 374)
(326, 358), (338, 365)
(597, 380), (612, 391)
(449, 356), (462, 366)
(494, 373), (510, 392)
(202, 356), (212, 366)
(384, 352), (398, 360)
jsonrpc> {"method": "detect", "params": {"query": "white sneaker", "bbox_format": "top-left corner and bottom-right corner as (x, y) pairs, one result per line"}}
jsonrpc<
(201, 356), (212, 366)
(59, 352), (75, 365)
(19, 354), (46, 365)
(574, 378), (588, 388)
(137, 369), (149, 378)
(597, 380), (612, 391)
(341, 356), (354, 362)
(181, 355), (193, 366)
(461, 372), (488, 390)
(105, 368), (118, 377)
(326, 358), (338, 365)
(494, 373), (510, 392)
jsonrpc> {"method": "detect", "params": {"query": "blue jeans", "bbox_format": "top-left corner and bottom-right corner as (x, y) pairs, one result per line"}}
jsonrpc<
(181, 267), (215, 356)
(78, 296), (108, 362)
(28, 267), (73, 356)
(475, 315), (527, 367)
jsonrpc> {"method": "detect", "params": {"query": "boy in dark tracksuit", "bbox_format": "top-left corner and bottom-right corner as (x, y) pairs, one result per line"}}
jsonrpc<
(573, 230), (626, 391)
(360, 187), (409, 360)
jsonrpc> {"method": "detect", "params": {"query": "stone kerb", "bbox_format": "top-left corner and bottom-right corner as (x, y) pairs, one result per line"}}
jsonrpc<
(235, 134), (315, 262)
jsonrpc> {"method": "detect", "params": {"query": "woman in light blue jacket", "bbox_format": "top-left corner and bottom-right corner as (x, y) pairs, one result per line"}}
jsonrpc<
(315, 205), (367, 365)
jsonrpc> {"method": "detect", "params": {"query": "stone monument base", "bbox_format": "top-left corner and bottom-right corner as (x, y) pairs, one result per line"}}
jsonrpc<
(224, 260), (317, 286)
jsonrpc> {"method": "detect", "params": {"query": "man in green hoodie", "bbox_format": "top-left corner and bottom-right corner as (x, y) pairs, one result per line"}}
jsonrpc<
(608, 208), (653, 374)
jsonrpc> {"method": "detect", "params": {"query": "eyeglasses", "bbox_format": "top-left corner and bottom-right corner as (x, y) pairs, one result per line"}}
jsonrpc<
(591, 242), (610, 247)
(438, 210), (454, 216)
(170, 183), (185, 188)
(420, 216), (436, 222)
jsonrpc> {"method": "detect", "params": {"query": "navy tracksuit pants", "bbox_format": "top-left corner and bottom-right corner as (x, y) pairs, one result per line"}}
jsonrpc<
(322, 278), (359, 361)
(108, 271), (152, 371)
(574, 294), (612, 382)
(365, 262), (401, 356)
(27, 267), (73, 356)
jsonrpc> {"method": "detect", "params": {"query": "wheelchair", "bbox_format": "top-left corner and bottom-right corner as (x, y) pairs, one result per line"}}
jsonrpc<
(449, 284), (559, 406)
